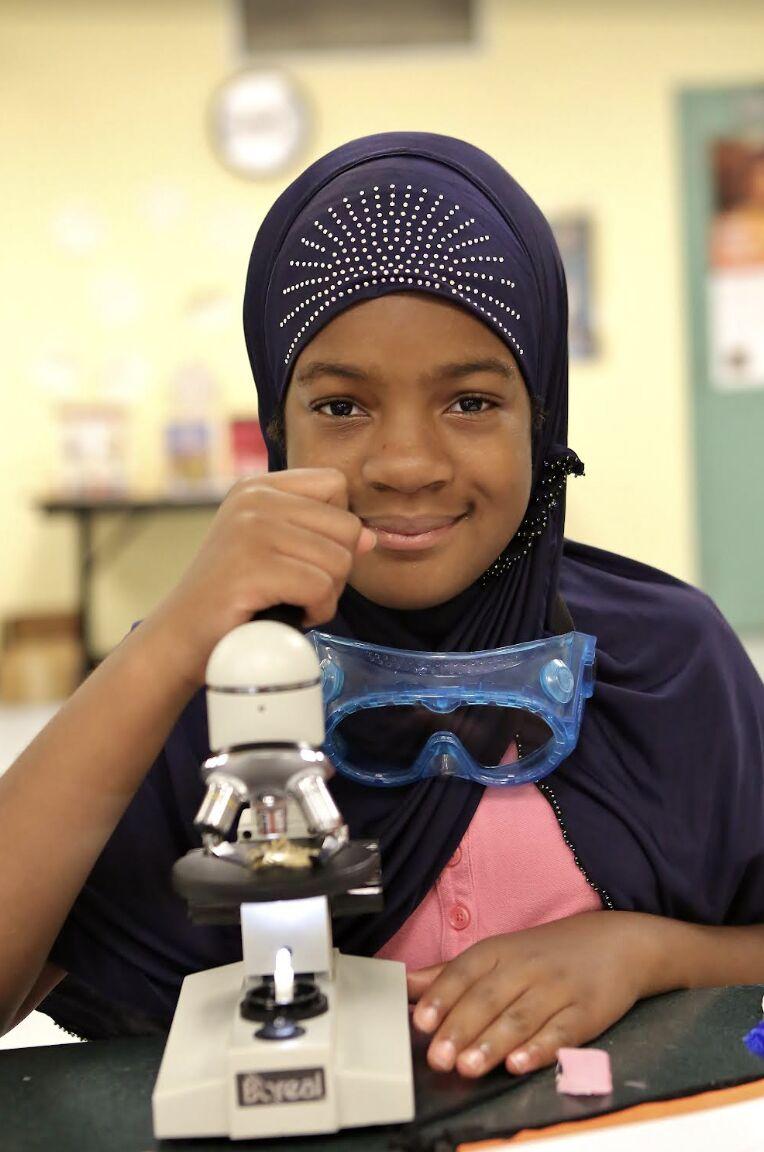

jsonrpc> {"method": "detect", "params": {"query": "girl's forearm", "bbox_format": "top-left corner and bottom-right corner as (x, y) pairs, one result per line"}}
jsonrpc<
(638, 913), (764, 996)
(0, 610), (196, 1034)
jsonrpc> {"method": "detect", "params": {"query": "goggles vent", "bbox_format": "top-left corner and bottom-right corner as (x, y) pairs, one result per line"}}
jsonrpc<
(540, 659), (575, 704)
(319, 656), (344, 703)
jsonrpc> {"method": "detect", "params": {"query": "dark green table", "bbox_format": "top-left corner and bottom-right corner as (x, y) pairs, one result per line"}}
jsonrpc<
(3, 988), (764, 1152)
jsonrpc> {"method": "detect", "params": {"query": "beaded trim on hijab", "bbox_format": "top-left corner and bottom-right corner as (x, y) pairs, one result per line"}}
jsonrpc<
(278, 183), (525, 368)
(479, 453), (585, 586)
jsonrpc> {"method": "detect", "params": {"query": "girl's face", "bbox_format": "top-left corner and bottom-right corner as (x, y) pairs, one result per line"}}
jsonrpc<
(284, 293), (533, 609)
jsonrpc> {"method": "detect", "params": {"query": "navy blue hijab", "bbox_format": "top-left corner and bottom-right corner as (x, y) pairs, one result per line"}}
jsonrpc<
(243, 132), (764, 949)
(44, 133), (764, 1036)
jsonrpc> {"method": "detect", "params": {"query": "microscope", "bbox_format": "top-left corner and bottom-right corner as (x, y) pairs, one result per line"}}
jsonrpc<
(152, 607), (415, 1141)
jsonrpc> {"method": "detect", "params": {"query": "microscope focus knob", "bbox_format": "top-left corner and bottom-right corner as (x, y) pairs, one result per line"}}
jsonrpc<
(206, 621), (324, 752)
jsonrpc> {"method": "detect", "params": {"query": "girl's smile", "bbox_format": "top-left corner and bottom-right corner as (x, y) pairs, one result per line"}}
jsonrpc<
(359, 511), (468, 552)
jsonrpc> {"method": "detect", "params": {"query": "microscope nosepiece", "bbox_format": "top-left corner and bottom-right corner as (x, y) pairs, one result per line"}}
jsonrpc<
(194, 773), (249, 837)
(289, 771), (344, 837)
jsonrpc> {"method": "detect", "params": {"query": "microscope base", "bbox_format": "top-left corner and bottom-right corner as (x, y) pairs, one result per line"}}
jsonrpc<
(152, 952), (415, 1140)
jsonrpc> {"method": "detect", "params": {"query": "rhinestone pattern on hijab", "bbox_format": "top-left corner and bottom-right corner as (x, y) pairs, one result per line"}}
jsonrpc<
(278, 183), (525, 368)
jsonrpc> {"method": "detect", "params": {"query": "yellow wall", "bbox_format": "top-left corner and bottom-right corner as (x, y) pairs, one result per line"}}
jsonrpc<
(2, 0), (763, 654)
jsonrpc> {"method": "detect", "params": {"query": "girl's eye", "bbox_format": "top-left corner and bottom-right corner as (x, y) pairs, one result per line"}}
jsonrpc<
(312, 394), (496, 419)
(451, 395), (495, 415)
(313, 398), (363, 418)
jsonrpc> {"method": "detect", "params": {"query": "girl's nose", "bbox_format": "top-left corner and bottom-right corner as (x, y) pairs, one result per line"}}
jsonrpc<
(360, 419), (456, 493)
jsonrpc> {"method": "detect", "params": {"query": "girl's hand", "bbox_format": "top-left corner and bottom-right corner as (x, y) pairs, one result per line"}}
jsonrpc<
(408, 911), (659, 1078)
(146, 468), (376, 691)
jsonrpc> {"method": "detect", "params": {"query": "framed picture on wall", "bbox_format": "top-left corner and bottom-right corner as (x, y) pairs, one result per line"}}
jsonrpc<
(549, 215), (597, 360)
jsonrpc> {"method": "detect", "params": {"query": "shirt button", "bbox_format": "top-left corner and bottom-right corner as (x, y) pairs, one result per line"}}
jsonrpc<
(447, 846), (462, 868)
(448, 904), (471, 931)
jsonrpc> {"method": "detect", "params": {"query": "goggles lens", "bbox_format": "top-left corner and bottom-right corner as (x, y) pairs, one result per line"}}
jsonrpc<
(332, 702), (554, 780)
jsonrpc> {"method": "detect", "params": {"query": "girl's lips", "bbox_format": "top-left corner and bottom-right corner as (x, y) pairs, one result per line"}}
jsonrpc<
(368, 515), (465, 552)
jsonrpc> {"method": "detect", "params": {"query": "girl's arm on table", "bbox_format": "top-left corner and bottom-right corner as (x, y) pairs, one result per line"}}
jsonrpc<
(408, 911), (764, 1078)
(0, 469), (374, 1037)
(0, 613), (198, 1035)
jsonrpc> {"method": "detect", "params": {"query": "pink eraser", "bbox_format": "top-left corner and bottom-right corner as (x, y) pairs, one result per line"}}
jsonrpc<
(555, 1047), (613, 1096)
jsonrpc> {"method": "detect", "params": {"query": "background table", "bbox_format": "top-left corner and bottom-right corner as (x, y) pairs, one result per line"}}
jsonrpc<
(2, 987), (763, 1152)
(37, 493), (222, 675)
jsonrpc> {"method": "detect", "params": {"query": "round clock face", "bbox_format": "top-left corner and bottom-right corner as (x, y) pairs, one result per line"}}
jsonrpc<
(209, 69), (310, 179)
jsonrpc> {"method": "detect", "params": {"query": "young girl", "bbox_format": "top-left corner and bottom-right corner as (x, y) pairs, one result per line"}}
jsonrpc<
(2, 132), (763, 1082)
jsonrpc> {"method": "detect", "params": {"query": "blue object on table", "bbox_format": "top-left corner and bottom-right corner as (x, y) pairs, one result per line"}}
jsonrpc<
(743, 1019), (764, 1058)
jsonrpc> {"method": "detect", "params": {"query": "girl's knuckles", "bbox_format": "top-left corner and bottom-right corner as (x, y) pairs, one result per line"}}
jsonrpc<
(224, 477), (252, 501)
(231, 479), (273, 507)
(439, 973), (467, 998)
(331, 547), (355, 578)
(496, 1006), (531, 1036)
(539, 977), (574, 1006)
(471, 982), (506, 1015)
(310, 568), (334, 594)
(525, 954), (556, 980)
(470, 940), (495, 964)
(462, 948), (494, 979)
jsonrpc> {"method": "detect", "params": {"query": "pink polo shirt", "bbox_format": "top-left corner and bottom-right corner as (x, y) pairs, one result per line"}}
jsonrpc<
(375, 743), (602, 970)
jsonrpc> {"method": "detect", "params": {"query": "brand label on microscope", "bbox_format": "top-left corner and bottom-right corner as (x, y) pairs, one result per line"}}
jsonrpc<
(236, 1067), (326, 1107)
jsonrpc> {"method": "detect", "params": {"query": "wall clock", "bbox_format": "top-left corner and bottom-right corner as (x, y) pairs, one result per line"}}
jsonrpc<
(209, 68), (310, 180)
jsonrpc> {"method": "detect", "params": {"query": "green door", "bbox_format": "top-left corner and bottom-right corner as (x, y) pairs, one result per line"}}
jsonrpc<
(680, 85), (764, 630)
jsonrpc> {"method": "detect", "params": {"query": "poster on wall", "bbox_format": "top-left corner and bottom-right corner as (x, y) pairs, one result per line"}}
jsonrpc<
(707, 138), (764, 392)
(680, 82), (764, 631)
(550, 215), (597, 360)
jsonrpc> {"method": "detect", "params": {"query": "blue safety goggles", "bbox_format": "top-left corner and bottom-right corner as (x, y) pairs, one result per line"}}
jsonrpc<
(307, 630), (596, 787)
